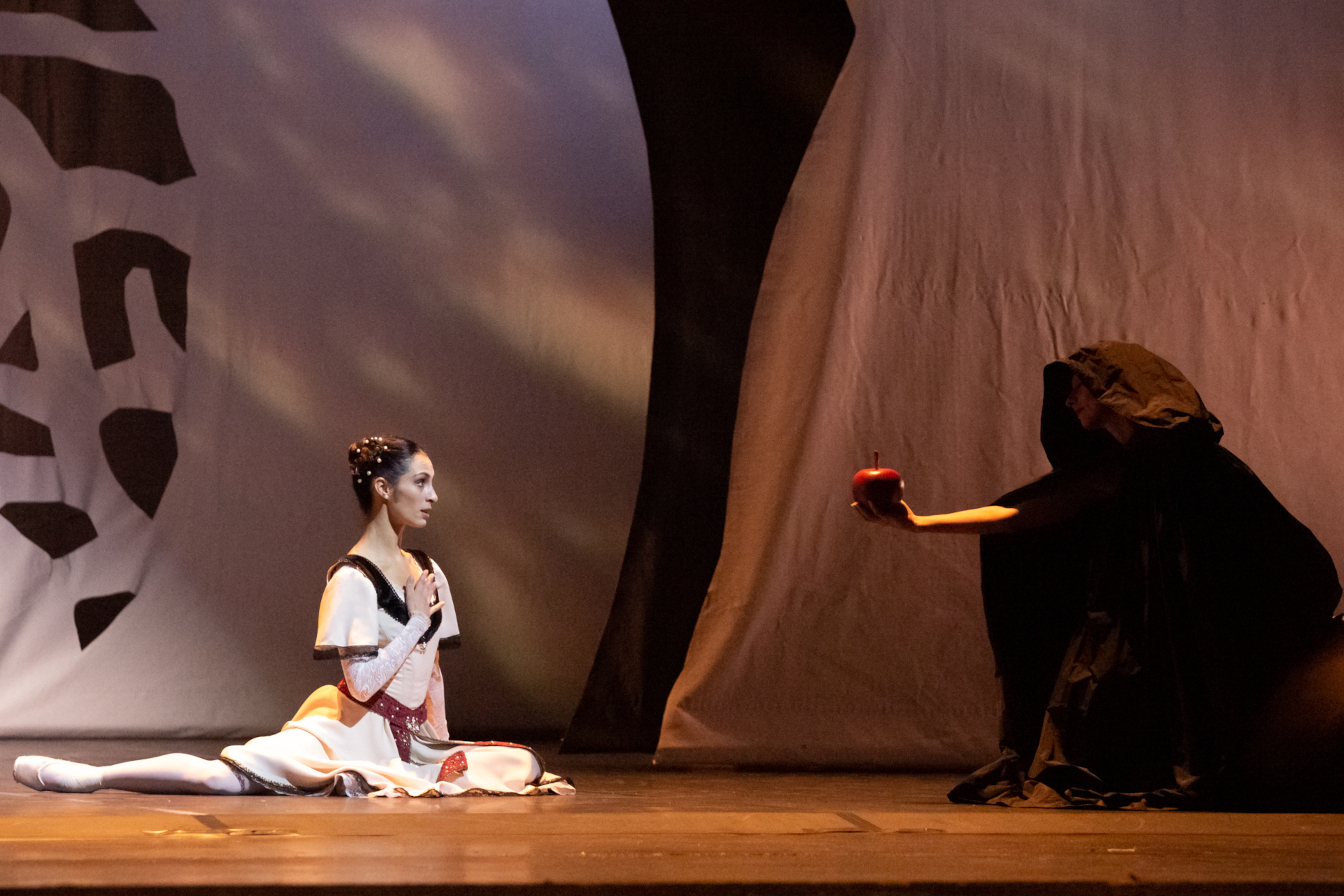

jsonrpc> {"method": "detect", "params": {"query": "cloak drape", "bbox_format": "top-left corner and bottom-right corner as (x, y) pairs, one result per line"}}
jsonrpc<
(956, 342), (1342, 809)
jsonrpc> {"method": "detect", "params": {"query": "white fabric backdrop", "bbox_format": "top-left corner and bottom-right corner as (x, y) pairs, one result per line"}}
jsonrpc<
(0, 0), (650, 735)
(659, 0), (1344, 767)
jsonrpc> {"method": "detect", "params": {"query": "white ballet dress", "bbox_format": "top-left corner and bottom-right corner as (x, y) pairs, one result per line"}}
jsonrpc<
(220, 554), (573, 797)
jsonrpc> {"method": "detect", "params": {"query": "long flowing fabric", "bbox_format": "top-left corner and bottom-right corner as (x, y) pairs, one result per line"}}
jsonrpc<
(563, 0), (854, 753)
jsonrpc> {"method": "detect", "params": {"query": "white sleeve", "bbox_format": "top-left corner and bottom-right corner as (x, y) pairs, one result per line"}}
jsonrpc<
(314, 566), (381, 659)
(339, 614), (430, 700)
(430, 559), (460, 647)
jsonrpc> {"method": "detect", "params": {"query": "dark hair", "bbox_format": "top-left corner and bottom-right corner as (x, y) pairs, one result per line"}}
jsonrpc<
(348, 435), (421, 515)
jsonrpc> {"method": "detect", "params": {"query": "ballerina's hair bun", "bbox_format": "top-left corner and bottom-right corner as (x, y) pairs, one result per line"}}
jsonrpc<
(348, 435), (421, 515)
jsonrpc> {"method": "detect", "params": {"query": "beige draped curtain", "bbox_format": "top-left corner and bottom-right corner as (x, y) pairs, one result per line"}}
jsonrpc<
(659, 0), (1344, 767)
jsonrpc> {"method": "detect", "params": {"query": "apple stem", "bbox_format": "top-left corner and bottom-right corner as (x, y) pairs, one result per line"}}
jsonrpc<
(873, 451), (879, 468)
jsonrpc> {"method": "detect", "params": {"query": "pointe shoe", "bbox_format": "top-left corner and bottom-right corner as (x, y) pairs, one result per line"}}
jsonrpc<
(13, 755), (102, 793)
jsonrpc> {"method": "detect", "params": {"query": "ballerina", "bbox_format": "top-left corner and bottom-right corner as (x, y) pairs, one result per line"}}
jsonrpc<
(15, 435), (573, 797)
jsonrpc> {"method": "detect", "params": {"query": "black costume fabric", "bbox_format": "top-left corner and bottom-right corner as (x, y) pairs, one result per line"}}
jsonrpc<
(952, 342), (1342, 809)
(319, 551), (457, 657)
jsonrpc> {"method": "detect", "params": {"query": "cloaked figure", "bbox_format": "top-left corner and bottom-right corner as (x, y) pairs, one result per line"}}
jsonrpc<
(856, 342), (1343, 809)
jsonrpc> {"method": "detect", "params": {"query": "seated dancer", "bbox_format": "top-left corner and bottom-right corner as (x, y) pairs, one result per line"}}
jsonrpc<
(855, 342), (1342, 809)
(15, 436), (574, 797)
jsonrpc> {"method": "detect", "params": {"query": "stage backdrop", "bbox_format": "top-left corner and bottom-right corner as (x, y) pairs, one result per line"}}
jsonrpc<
(0, 0), (650, 736)
(658, 0), (1344, 767)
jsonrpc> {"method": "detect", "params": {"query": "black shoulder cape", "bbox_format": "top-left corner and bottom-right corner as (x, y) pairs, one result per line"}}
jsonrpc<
(323, 550), (460, 652)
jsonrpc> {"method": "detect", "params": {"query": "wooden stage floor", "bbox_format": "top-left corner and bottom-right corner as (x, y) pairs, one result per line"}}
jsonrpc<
(3, 739), (1344, 895)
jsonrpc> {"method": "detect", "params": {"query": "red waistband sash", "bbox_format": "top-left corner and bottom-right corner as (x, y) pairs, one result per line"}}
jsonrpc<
(336, 679), (427, 762)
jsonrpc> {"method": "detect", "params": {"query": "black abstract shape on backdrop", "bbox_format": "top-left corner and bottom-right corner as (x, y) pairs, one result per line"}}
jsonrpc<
(0, 20), (191, 653)
(0, 0), (154, 31)
(0, 55), (193, 184)
(0, 501), (96, 558)
(73, 592), (135, 649)
(0, 311), (38, 370)
(0, 403), (54, 455)
(100, 408), (176, 518)
(75, 229), (189, 369)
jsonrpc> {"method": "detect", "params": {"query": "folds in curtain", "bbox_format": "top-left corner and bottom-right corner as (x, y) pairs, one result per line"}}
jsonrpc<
(563, 0), (854, 752)
(658, 0), (1344, 767)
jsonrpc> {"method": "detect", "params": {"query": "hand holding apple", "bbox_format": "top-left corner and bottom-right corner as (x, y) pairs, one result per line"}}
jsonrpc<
(851, 451), (903, 514)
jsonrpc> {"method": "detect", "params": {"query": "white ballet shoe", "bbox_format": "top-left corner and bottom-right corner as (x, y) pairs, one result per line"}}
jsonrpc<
(13, 755), (102, 793)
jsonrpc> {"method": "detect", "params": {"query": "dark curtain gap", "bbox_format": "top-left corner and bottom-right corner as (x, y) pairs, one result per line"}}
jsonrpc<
(563, 0), (854, 753)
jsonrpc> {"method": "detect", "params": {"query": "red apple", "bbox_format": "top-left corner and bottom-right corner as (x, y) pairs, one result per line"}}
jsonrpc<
(852, 451), (903, 510)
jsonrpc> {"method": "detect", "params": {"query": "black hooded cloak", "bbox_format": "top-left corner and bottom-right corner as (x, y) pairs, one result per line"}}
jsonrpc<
(950, 342), (1342, 809)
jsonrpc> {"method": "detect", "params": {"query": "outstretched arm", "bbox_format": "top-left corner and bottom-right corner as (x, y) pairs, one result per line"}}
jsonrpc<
(854, 500), (1022, 534)
(854, 463), (1119, 535)
(903, 502), (1022, 533)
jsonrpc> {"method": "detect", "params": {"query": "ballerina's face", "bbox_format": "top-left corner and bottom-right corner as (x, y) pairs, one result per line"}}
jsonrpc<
(1065, 375), (1106, 430)
(378, 451), (437, 528)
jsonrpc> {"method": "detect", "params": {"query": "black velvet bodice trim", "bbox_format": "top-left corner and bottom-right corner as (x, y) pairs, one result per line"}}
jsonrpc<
(327, 550), (443, 648)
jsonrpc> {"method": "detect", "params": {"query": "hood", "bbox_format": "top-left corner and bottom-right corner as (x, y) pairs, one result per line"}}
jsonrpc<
(1041, 341), (1222, 469)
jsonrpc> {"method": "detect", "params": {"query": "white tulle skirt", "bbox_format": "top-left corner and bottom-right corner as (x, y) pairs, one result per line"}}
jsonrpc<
(220, 685), (573, 797)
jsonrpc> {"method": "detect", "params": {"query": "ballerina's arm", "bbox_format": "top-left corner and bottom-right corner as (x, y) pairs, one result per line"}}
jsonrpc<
(340, 614), (430, 700)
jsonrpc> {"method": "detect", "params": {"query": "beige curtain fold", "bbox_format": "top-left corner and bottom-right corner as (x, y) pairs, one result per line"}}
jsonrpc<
(659, 0), (1344, 767)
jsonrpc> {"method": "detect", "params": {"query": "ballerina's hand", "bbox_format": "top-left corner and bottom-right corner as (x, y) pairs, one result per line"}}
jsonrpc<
(405, 569), (445, 618)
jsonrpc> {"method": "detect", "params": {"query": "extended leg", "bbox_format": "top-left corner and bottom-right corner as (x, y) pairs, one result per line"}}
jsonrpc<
(15, 753), (261, 795)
